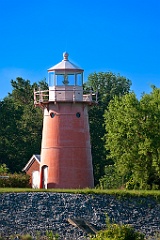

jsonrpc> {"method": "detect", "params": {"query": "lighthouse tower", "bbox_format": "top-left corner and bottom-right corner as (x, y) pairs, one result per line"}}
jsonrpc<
(34, 52), (96, 189)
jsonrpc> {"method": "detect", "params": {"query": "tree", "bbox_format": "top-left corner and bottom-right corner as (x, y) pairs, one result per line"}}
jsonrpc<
(0, 77), (48, 172)
(85, 72), (131, 185)
(103, 88), (160, 189)
(0, 97), (22, 171)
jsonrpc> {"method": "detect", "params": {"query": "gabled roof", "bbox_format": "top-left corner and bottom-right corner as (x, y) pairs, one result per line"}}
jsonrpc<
(48, 52), (83, 72)
(22, 154), (41, 172)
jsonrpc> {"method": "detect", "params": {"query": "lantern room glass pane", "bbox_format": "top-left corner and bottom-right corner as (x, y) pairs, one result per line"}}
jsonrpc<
(77, 73), (83, 86)
(68, 74), (75, 85)
(55, 74), (76, 85)
(56, 75), (64, 85)
(48, 72), (54, 86)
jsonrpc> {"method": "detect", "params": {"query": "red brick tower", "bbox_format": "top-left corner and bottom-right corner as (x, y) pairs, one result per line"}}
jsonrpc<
(34, 52), (96, 189)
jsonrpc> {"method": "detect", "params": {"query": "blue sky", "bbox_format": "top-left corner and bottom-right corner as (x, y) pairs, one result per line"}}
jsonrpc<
(0, 0), (159, 100)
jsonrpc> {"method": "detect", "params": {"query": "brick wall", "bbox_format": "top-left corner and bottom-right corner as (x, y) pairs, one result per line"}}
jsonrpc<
(26, 161), (40, 177)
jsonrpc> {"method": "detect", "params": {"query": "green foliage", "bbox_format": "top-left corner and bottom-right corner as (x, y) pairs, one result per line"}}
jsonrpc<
(0, 173), (30, 188)
(0, 231), (59, 240)
(99, 165), (124, 189)
(103, 88), (160, 189)
(0, 234), (32, 240)
(18, 234), (32, 240)
(0, 164), (8, 174)
(45, 230), (59, 240)
(91, 215), (144, 240)
(91, 224), (145, 240)
(85, 72), (131, 185)
(0, 77), (47, 173)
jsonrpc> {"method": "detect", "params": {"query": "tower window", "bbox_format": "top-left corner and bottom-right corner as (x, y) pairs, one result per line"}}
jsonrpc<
(76, 112), (81, 118)
(50, 112), (55, 118)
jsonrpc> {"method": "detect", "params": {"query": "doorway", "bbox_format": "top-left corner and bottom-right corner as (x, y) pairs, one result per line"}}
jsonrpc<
(42, 165), (48, 189)
(32, 171), (40, 188)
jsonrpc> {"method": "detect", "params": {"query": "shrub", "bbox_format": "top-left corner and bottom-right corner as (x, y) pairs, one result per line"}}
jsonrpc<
(91, 224), (145, 240)
(18, 234), (32, 240)
(0, 173), (30, 188)
(0, 164), (8, 174)
(91, 216), (145, 240)
(0, 231), (59, 240)
(99, 165), (124, 189)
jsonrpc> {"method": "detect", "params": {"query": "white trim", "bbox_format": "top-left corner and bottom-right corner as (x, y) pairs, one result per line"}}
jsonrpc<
(22, 155), (40, 172)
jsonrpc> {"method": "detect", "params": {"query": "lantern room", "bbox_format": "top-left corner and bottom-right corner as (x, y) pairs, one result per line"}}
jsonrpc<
(48, 52), (83, 86)
(48, 52), (84, 102)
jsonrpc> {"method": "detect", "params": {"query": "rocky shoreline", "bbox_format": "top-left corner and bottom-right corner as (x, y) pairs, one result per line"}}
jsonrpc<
(0, 193), (160, 239)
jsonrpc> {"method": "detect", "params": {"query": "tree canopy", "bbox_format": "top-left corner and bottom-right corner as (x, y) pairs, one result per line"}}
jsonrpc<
(0, 77), (47, 172)
(103, 88), (160, 189)
(85, 72), (131, 184)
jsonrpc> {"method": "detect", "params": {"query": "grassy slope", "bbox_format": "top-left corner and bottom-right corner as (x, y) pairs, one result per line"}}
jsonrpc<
(0, 188), (160, 199)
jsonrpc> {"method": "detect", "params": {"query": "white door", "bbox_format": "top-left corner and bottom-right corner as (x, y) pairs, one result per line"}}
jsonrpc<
(42, 165), (48, 189)
(32, 171), (40, 189)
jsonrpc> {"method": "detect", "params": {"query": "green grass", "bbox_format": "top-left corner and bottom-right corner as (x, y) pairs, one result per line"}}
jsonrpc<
(0, 187), (160, 198)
